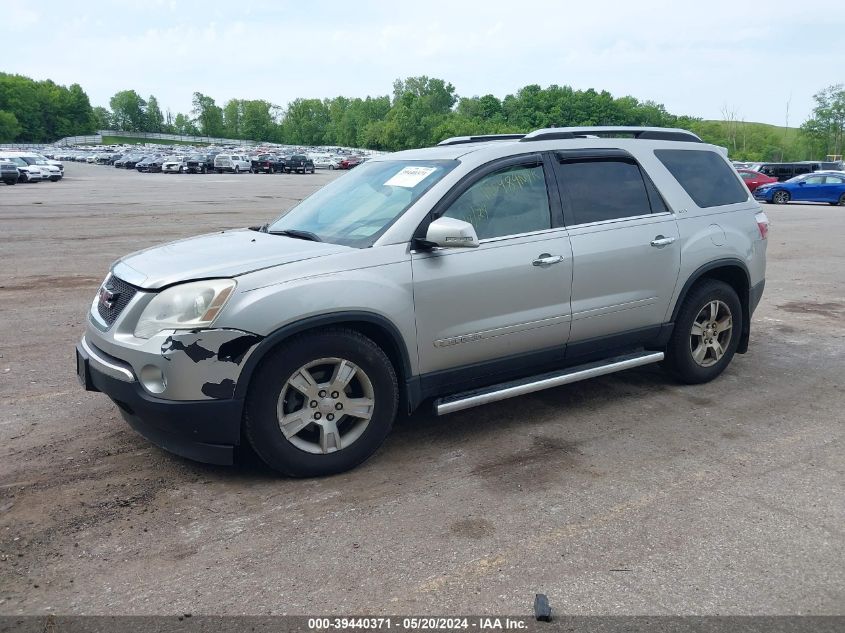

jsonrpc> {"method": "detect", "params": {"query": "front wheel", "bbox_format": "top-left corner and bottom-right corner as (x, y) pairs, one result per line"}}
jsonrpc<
(773, 190), (790, 204)
(244, 329), (398, 477)
(664, 279), (742, 384)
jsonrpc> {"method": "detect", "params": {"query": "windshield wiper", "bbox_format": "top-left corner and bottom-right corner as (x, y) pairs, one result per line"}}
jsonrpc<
(268, 228), (322, 242)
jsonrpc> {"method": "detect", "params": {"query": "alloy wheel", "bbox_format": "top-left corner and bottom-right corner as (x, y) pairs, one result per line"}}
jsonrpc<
(689, 300), (733, 367)
(276, 357), (375, 454)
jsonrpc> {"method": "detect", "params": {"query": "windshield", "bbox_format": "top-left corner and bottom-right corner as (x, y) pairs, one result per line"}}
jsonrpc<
(267, 159), (458, 247)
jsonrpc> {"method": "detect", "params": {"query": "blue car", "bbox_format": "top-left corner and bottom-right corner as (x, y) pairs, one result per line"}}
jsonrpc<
(754, 172), (845, 205)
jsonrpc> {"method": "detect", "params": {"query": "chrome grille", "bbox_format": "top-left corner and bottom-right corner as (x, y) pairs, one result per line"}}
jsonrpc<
(96, 275), (138, 327)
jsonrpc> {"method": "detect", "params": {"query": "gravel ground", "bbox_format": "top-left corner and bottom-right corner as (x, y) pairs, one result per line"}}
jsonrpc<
(0, 162), (842, 616)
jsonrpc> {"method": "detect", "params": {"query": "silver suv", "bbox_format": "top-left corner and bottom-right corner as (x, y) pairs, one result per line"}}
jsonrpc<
(76, 127), (769, 476)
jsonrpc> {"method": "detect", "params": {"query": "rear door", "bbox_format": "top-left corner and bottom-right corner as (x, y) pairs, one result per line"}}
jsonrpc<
(412, 154), (573, 375)
(551, 150), (680, 357)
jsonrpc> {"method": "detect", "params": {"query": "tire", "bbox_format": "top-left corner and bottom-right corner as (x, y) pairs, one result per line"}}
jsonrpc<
(664, 279), (742, 384)
(3, 179), (15, 185)
(269, 166), (275, 174)
(836, 194), (845, 206)
(235, 166), (240, 174)
(330, 165), (335, 170)
(244, 328), (399, 477)
(772, 190), (790, 204)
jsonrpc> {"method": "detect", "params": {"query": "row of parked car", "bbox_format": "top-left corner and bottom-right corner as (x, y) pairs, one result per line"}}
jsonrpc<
(47, 146), (372, 175)
(729, 160), (845, 205)
(0, 150), (64, 184)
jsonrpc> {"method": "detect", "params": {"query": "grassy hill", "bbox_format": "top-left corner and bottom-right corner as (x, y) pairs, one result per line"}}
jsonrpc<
(689, 120), (812, 161)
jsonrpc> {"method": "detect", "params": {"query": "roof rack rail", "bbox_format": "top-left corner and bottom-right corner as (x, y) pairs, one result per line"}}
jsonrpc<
(438, 134), (525, 146)
(519, 127), (702, 143)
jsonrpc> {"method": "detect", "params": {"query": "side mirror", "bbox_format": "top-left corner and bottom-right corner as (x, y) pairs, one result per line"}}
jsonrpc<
(420, 217), (479, 249)
(798, 181), (806, 185)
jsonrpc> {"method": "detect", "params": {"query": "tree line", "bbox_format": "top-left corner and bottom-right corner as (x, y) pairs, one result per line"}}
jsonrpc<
(0, 73), (96, 142)
(1, 71), (843, 162)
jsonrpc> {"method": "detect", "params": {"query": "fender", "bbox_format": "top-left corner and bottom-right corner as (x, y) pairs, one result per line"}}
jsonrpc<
(232, 311), (414, 400)
(671, 258), (752, 354)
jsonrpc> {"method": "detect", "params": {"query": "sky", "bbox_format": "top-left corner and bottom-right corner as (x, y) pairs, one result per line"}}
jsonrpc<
(1, 0), (838, 127)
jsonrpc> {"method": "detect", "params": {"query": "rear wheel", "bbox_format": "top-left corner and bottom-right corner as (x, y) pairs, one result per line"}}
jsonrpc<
(836, 194), (845, 206)
(244, 329), (398, 477)
(664, 279), (742, 384)
(234, 166), (240, 174)
(773, 190), (790, 204)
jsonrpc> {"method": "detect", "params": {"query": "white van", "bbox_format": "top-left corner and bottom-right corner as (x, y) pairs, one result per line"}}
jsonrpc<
(213, 154), (252, 174)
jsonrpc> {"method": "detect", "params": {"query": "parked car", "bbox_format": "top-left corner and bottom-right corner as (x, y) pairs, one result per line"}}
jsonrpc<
(184, 154), (212, 174)
(755, 161), (842, 182)
(313, 156), (340, 170)
(285, 154), (315, 174)
(136, 155), (165, 173)
(753, 172), (845, 205)
(214, 154), (252, 173)
(162, 156), (186, 174)
(251, 154), (285, 174)
(16, 154), (63, 181)
(0, 155), (43, 182)
(77, 126), (768, 477)
(737, 169), (777, 192)
(339, 155), (365, 170)
(118, 155), (146, 169)
(0, 160), (19, 185)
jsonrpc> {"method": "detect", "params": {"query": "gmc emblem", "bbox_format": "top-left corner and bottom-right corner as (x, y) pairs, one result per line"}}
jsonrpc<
(98, 286), (119, 309)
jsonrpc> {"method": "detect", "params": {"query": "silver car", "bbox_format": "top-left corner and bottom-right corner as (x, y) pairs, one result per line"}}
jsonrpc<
(77, 127), (769, 476)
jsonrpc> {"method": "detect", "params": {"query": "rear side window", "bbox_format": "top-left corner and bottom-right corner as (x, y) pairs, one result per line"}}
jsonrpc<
(655, 149), (748, 208)
(557, 158), (653, 224)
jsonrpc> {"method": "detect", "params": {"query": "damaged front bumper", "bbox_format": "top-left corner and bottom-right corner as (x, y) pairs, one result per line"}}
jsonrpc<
(77, 326), (264, 465)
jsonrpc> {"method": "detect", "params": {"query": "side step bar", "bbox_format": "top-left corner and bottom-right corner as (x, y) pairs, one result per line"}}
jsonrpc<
(433, 350), (664, 416)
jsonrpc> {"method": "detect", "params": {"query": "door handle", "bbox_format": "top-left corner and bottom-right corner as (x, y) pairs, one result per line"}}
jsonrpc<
(532, 254), (565, 267)
(650, 236), (676, 248)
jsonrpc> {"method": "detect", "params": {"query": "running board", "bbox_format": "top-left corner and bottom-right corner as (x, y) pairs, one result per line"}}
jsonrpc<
(433, 350), (664, 416)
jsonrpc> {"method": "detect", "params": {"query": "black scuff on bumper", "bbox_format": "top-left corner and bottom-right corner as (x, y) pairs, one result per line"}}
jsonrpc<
(77, 342), (243, 465)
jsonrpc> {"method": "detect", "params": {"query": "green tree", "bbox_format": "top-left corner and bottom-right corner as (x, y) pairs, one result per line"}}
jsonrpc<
(223, 99), (242, 138)
(109, 90), (147, 132)
(191, 92), (224, 137)
(0, 111), (21, 142)
(801, 84), (845, 158)
(145, 95), (164, 132)
(241, 100), (276, 142)
(281, 98), (330, 145)
(92, 106), (112, 130)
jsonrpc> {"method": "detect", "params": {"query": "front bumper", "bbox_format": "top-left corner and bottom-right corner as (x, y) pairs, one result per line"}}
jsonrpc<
(76, 339), (242, 465)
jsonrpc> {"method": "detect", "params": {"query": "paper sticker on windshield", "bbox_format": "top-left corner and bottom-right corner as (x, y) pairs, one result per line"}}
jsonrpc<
(384, 166), (437, 188)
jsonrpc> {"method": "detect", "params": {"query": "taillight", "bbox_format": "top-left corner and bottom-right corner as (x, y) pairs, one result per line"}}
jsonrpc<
(755, 211), (770, 240)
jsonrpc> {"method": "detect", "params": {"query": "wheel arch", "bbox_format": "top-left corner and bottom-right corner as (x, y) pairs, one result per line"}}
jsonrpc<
(233, 312), (413, 402)
(671, 259), (751, 354)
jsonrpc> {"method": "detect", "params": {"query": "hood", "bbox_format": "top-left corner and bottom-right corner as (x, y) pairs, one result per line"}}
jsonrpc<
(112, 229), (351, 289)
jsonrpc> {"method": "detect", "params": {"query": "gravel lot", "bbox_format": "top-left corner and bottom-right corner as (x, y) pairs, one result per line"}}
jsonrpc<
(0, 162), (843, 616)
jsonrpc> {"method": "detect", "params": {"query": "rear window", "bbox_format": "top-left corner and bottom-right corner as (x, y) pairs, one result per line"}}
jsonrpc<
(655, 149), (748, 208)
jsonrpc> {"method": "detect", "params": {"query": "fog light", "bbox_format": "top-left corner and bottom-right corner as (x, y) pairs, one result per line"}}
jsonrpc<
(140, 365), (167, 394)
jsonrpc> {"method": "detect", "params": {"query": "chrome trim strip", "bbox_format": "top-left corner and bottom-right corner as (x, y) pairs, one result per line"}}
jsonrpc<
(434, 351), (664, 415)
(80, 336), (136, 383)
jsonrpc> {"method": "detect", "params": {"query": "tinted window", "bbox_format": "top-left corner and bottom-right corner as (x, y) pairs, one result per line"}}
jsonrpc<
(557, 159), (652, 224)
(441, 163), (551, 239)
(804, 175), (824, 184)
(825, 175), (845, 184)
(655, 149), (748, 208)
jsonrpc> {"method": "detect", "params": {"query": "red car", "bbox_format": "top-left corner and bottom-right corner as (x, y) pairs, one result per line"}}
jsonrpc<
(737, 169), (777, 192)
(339, 155), (365, 170)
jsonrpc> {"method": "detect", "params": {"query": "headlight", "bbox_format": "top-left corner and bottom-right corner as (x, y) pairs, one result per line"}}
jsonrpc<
(134, 279), (236, 339)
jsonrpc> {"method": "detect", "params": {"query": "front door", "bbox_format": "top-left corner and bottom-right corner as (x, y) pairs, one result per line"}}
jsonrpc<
(412, 158), (573, 375)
